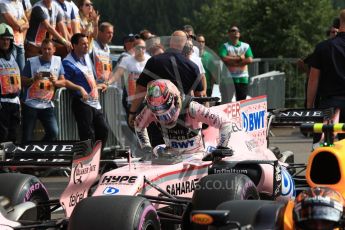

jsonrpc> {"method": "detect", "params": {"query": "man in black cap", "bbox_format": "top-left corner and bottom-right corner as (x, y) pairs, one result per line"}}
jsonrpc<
(117, 33), (139, 65)
(0, 23), (21, 143)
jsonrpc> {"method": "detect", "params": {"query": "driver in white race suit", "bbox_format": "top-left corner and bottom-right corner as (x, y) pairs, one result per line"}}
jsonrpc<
(134, 79), (232, 155)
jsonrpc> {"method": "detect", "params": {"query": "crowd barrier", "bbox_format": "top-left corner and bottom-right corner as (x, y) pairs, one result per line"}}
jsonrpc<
(54, 86), (124, 151)
(248, 71), (286, 109)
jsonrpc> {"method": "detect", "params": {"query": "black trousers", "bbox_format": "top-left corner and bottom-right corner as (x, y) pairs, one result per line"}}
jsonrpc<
(234, 83), (248, 101)
(72, 98), (109, 148)
(0, 102), (20, 143)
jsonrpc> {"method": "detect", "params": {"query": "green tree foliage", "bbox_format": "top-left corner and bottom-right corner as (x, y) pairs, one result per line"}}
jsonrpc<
(93, 0), (207, 44)
(188, 0), (335, 58)
(239, 0), (335, 58)
(94, 0), (335, 58)
(184, 0), (243, 52)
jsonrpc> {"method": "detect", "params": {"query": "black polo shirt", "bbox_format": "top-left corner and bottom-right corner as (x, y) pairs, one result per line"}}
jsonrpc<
(137, 48), (203, 94)
(311, 32), (345, 97)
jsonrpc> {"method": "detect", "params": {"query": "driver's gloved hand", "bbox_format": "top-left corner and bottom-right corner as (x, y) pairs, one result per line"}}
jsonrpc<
(216, 146), (230, 149)
(215, 146), (233, 156)
(140, 146), (153, 161)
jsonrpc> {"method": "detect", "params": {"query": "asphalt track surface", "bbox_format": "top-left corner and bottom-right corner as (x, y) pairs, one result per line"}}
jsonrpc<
(41, 126), (313, 202)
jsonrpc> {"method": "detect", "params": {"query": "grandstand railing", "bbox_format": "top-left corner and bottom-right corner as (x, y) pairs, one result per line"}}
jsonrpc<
(54, 86), (124, 151)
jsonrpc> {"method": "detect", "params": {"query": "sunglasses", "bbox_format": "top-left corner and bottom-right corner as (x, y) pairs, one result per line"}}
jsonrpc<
(135, 46), (146, 50)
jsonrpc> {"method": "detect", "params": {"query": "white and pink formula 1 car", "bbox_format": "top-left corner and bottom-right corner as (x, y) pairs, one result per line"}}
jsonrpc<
(0, 96), (295, 229)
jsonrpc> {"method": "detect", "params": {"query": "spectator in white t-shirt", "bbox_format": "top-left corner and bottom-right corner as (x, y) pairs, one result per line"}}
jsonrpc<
(107, 38), (150, 115)
(183, 39), (207, 96)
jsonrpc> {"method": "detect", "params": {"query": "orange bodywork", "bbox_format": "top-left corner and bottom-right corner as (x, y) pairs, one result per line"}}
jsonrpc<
(306, 139), (345, 198)
(283, 201), (295, 230)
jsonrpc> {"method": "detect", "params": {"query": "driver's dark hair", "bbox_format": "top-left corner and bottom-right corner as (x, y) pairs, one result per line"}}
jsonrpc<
(71, 33), (87, 46)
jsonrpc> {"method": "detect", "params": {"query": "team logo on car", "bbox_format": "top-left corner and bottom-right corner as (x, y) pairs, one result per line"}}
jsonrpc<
(242, 110), (265, 132)
(103, 186), (120, 195)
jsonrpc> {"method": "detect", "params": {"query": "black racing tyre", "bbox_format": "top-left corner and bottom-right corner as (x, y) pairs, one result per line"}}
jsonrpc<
(0, 173), (50, 220)
(187, 174), (259, 230)
(192, 173), (259, 210)
(214, 200), (285, 230)
(68, 196), (160, 230)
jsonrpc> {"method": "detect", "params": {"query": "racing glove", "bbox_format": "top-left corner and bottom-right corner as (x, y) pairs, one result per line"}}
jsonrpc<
(140, 146), (153, 161)
(215, 146), (233, 157)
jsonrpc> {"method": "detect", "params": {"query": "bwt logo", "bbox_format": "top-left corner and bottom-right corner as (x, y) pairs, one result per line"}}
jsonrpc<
(242, 110), (265, 132)
(171, 140), (194, 148)
(103, 186), (120, 195)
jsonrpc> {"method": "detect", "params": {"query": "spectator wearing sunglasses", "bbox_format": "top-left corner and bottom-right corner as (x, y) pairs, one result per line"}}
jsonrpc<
(183, 24), (200, 58)
(219, 25), (253, 102)
(197, 34), (217, 97)
(108, 38), (150, 118)
(116, 33), (139, 66)
(76, 0), (99, 51)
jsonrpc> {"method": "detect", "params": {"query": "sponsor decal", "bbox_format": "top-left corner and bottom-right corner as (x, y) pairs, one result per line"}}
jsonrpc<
(24, 183), (42, 201)
(6, 158), (67, 162)
(171, 140), (194, 148)
(281, 167), (295, 197)
(206, 146), (216, 153)
(245, 139), (257, 151)
(280, 110), (322, 118)
(225, 102), (240, 118)
(242, 110), (265, 132)
(73, 162), (97, 184)
(69, 190), (86, 207)
(203, 109), (210, 119)
(191, 214), (213, 225)
(231, 123), (241, 132)
(273, 164), (282, 197)
(136, 131), (147, 144)
(100, 175), (138, 185)
(166, 178), (199, 195)
(213, 168), (248, 174)
(15, 145), (73, 152)
(103, 186), (120, 195)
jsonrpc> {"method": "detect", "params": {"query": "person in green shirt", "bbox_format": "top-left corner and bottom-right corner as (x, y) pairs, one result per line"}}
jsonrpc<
(219, 25), (253, 102)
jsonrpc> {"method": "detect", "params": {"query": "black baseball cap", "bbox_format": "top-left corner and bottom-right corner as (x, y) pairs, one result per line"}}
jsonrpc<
(333, 18), (340, 29)
(123, 33), (139, 44)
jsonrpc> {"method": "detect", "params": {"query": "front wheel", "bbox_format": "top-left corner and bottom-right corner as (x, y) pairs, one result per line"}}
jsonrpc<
(68, 196), (160, 230)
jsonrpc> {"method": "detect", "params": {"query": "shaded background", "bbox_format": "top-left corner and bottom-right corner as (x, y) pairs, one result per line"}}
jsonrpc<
(92, 0), (344, 58)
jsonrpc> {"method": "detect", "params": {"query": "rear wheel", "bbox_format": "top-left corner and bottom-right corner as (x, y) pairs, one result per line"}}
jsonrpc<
(68, 196), (160, 230)
(0, 173), (50, 221)
(186, 173), (259, 229)
(192, 173), (259, 210)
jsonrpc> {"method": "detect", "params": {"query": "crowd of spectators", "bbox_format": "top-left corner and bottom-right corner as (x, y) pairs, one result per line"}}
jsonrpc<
(2, 0), (340, 150)
(0, 0), (217, 149)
